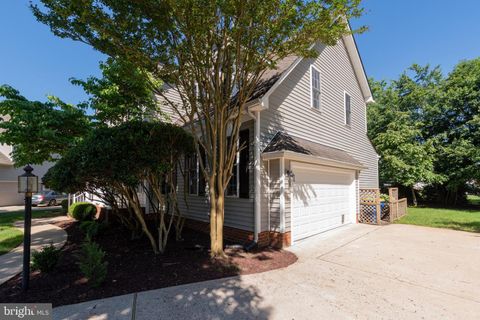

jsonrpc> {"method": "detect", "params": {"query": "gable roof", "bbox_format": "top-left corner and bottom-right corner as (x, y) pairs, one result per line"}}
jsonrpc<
(263, 131), (364, 168)
(250, 31), (373, 104)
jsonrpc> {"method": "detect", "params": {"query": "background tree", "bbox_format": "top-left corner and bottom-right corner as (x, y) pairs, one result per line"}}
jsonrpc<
(44, 121), (194, 253)
(0, 85), (90, 166)
(429, 58), (480, 205)
(71, 57), (162, 125)
(32, 0), (365, 257)
(368, 69), (443, 205)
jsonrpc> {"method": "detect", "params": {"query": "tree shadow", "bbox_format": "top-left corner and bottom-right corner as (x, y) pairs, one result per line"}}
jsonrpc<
(134, 277), (272, 320)
(433, 219), (480, 233)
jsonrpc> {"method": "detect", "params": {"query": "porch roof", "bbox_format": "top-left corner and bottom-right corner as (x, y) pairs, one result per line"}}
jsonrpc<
(262, 131), (366, 170)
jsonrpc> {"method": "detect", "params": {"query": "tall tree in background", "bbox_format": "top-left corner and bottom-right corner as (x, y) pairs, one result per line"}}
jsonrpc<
(0, 85), (90, 166)
(368, 75), (441, 206)
(430, 58), (480, 205)
(32, 0), (365, 257)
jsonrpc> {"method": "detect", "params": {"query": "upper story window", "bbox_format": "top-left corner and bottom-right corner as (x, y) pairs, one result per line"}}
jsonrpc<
(310, 66), (321, 110)
(344, 92), (351, 125)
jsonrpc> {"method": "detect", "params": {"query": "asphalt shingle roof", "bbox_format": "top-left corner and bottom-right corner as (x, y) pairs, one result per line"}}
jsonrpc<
(263, 131), (364, 168)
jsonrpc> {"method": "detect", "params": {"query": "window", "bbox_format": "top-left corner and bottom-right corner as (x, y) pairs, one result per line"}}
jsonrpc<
(186, 130), (250, 198)
(311, 66), (321, 109)
(344, 92), (351, 125)
(186, 154), (198, 195)
(226, 129), (250, 198)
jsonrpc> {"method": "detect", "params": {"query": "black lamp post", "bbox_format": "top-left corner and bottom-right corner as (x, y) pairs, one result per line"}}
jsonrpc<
(18, 165), (38, 291)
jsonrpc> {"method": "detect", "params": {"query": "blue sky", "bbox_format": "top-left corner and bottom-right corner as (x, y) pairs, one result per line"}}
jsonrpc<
(1, 1), (479, 105)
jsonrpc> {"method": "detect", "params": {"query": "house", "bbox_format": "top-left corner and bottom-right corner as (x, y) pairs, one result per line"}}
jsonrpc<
(0, 143), (52, 206)
(159, 32), (379, 247)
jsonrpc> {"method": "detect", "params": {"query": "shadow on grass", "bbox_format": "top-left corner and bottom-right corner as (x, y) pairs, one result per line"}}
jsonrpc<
(432, 220), (480, 233)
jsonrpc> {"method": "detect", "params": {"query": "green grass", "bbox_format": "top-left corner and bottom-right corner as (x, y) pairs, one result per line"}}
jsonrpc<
(0, 208), (64, 255)
(467, 194), (480, 206)
(395, 206), (480, 233)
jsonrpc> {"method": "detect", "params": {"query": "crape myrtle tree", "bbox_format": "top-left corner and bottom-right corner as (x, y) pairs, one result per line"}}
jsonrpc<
(0, 85), (90, 166)
(32, 0), (365, 257)
(44, 121), (194, 253)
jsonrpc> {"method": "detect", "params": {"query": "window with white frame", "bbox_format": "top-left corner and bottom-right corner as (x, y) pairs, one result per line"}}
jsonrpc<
(186, 129), (250, 198)
(311, 66), (321, 109)
(344, 92), (351, 125)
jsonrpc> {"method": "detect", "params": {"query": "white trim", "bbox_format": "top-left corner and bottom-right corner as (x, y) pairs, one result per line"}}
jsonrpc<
(262, 150), (367, 171)
(310, 65), (321, 111)
(279, 157), (285, 233)
(253, 111), (261, 241)
(267, 159), (271, 232)
(259, 34), (373, 105)
(260, 55), (305, 106)
(344, 91), (352, 126)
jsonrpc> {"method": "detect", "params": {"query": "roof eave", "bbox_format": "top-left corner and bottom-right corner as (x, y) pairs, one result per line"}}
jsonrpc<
(262, 150), (367, 171)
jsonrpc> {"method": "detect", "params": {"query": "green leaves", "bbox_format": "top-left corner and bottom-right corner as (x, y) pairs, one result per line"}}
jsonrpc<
(0, 85), (91, 166)
(369, 58), (480, 204)
(71, 57), (162, 125)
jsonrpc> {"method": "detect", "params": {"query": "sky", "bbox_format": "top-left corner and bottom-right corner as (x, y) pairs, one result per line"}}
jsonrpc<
(1, 1), (479, 105)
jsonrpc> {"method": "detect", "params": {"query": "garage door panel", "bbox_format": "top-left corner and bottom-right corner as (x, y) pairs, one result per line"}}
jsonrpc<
(292, 164), (356, 243)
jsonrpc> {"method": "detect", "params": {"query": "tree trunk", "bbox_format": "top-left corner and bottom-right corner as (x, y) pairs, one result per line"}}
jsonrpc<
(411, 187), (418, 207)
(209, 187), (226, 258)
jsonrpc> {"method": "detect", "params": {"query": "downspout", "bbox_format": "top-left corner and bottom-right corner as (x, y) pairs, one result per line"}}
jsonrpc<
(248, 107), (262, 242)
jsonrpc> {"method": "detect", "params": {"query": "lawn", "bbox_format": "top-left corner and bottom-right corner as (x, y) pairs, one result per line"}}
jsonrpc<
(396, 206), (480, 233)
(0, 208), (64, 255)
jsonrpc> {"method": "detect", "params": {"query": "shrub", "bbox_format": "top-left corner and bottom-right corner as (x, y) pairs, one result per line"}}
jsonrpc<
(80, 221), (107, 240)
(32, 243), (61, 273)
(77, 240), (108, 287)
(60, 199), (68, 213)
(68, 202), (96, 221)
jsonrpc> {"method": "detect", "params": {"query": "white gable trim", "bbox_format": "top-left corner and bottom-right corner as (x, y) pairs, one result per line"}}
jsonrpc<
(261, 30), (373, 106)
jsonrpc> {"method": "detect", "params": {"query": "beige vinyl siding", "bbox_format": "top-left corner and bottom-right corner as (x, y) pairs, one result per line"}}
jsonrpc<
(267, 159), (281, 232)
(176, 120), (255, 231)
(155, 84), (185, 125)
(260, 39), (378, 189)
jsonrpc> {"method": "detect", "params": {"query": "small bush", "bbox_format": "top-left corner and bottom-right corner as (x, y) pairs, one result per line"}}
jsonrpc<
(60, 199), (68, 213)
(68, 202), (96, 221)
(77, 240), (108, 287)
(32, 243), (61, 273)
(80, 221), (107, 240)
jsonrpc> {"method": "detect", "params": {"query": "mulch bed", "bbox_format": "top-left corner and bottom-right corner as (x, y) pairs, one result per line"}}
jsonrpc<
(0, 220), (297, 307)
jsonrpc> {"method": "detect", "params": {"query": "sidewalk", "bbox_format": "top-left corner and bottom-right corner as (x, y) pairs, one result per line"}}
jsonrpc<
(0, 205), (62, 213)
(0, 216), (69, 285)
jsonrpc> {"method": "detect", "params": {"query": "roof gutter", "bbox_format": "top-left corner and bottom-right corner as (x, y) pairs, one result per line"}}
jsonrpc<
(262, 150), (367, 171)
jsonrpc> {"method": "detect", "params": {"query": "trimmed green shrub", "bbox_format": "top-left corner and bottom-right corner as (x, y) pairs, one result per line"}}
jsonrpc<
(60, 199), (68, 213)
(77, 240), (108, 287)
(68, 202), (96, 221)
(80, 221), (107, 240)
(32, 243), (61, 273)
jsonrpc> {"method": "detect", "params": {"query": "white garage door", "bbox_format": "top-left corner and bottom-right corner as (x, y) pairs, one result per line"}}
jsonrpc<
(291, 163), (356, 243)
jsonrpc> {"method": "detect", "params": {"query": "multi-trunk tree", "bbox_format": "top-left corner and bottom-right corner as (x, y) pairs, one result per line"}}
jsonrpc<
(32, 0), (365, 257)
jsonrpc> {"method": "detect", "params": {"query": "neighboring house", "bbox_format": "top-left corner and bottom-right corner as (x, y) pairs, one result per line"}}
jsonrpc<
(159, 31), (379, 248)
(0, 143), (53, 206)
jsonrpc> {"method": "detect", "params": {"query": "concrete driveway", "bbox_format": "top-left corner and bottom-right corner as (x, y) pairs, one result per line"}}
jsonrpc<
(54, 224), (480, 320)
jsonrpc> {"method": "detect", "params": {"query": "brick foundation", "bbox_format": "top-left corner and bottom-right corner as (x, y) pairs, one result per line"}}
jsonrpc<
(183, 218), (291, 248)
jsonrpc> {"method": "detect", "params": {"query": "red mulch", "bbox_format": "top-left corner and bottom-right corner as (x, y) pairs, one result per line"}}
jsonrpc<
(0, 220), (297, 307)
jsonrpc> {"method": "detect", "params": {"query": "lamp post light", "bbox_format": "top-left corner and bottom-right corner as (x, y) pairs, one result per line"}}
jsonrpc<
(18, 165), (38, 291)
